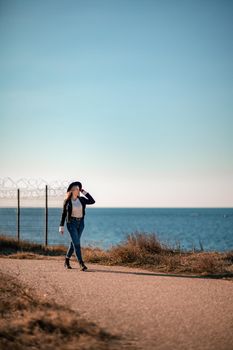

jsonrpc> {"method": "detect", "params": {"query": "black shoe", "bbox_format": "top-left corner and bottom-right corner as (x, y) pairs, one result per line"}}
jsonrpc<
(64, 257), (72, 269)
(79, 261), (88, 271)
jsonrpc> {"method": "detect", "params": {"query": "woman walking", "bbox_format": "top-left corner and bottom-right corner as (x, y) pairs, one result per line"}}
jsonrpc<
(59, 181), (95, 271)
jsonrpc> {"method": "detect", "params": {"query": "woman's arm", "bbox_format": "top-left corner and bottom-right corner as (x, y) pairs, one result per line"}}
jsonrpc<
(60, 200), (67, 226)
(81, 189), (95, 204)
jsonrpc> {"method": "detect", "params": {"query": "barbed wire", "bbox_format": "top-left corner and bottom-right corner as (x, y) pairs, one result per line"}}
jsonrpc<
(0, 177), (73, 198)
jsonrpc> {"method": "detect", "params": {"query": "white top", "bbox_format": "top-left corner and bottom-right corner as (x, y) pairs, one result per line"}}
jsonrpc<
(71, 197), (83, 218)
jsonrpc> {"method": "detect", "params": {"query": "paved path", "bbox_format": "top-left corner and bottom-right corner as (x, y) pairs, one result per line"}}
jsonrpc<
(1, 258), (233, 350)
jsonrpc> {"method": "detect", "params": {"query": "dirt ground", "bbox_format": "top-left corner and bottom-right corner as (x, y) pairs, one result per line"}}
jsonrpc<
(1, 257), (233, 350)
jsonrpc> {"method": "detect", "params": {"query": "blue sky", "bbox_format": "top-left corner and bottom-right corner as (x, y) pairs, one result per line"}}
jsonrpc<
(1, 0), (233, 207)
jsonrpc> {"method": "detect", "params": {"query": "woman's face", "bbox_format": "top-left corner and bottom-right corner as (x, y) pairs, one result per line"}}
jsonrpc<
(71, 186), (80, 196)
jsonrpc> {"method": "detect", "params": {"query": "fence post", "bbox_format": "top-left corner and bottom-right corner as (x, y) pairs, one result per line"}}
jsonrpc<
(45, 185), (48, 246)
(17, 188), (20, 242)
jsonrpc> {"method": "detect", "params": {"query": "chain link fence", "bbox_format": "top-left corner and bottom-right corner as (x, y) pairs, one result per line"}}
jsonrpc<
(0, 177), (73, 245)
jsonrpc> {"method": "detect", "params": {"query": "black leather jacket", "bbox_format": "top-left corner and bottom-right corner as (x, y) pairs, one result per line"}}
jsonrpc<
(60, 192), (95, 226)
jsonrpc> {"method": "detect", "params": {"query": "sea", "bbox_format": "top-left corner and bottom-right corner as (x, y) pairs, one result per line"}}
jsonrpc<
(0, 207), (232, 252)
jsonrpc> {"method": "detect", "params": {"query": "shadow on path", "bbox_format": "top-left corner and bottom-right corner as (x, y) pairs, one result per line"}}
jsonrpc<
(70, 266), (233, 280)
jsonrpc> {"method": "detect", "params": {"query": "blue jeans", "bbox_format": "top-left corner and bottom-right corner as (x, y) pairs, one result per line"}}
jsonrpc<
(66, 217), (85, 263)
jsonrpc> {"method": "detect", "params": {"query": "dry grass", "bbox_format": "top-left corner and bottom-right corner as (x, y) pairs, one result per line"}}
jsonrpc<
(0, 234), (67, 256)
(1, 233), (233, 278)
(0, 271), (135, 350)
(84, 231), (233, 277)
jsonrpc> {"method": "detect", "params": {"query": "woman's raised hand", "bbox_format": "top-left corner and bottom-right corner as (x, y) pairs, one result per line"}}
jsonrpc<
(81, 188), (88, 195)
